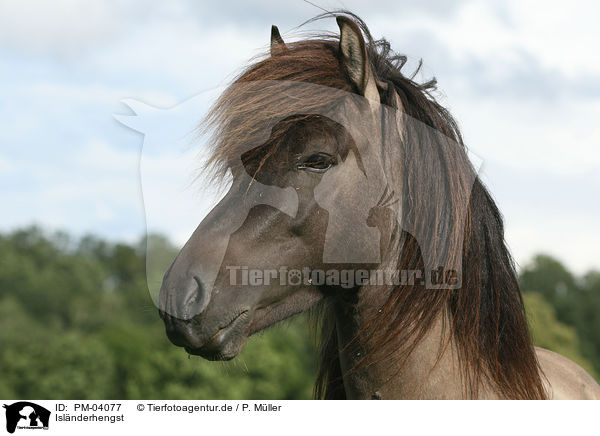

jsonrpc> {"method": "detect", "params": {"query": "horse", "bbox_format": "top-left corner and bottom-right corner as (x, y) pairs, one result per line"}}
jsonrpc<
(158, 12), (600, 399)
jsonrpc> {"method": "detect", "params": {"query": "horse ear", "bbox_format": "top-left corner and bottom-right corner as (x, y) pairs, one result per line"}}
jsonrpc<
(336, 16), (379, 102)
(270, 25), (287, 56)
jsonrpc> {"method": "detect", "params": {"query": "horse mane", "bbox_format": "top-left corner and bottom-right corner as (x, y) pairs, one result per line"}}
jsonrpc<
(204, 11), (546, 400)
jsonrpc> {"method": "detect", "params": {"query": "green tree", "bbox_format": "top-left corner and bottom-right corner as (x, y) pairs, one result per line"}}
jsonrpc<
(0, 227), (317, 399)
(521, 254), (600, 379)
(520, 254), (579, 323)
(523, 292), (597, 380)
(1, 228), (597, 399)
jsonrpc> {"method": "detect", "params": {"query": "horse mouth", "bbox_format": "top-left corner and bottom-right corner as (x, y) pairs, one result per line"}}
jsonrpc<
(184, 310), (249, 360)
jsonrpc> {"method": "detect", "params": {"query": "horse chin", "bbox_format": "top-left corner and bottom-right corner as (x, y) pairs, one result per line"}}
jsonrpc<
(177, 287), (323, 361)
(183, 310), (250, 361)
(184, 344), (243, 361)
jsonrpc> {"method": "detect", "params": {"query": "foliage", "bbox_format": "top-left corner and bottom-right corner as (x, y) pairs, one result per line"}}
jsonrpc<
(521, 254), (600, 379)
(0, 227), (316, 399)
(0, 227), (598, 399)
(523, 292), (597, 379)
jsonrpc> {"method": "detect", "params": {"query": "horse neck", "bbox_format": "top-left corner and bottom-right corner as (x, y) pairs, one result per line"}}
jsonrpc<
(333, 283), (497, 399)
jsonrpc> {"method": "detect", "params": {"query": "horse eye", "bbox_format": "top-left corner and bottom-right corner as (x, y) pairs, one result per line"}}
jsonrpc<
(297, 153), (335, 173)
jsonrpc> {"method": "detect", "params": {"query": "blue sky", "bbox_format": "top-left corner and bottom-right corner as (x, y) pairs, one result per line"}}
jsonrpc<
(1, 0), (599, 274)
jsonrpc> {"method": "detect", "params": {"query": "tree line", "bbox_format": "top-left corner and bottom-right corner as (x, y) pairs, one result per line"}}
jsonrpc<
(0, 227), (597, 399)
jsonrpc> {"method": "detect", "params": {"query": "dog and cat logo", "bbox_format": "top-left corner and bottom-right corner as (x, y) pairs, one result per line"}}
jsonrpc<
(2, 402), (50, 433)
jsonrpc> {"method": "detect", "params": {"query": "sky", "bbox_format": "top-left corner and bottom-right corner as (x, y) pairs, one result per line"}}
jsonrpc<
(1, 0), (599, 274)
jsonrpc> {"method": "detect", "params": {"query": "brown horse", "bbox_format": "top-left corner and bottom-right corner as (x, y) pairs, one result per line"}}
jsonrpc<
(159, 12), (600, 399)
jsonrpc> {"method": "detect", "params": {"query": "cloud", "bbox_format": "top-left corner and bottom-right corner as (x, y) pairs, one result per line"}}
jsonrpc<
(482, 161), (600, 274)
(0, 0), (599, 274)
(0, 154), (15, 174)
(0, 138), (145, 242)
(22, 82), (179, 107)
(453, 97), (600, 176)
(0, 0), (125, 56)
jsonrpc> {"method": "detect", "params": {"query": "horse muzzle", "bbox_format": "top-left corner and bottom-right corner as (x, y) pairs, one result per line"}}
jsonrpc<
(158, 268), (249, 360)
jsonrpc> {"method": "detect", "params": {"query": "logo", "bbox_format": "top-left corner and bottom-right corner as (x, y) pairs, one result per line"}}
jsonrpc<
(116, 80), (484, 316)
(3, 402), (50, 434)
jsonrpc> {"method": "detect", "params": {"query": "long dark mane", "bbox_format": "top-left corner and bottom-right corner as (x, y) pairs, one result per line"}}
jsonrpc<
(204, 12), (546, 400)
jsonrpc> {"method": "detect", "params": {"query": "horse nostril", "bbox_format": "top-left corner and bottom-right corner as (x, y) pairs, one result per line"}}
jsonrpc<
(159, 272), (212, 321)
(183, 276), (205, 306)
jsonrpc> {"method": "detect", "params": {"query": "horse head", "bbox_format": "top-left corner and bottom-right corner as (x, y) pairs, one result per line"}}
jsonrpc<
(157, 17), (400, 360)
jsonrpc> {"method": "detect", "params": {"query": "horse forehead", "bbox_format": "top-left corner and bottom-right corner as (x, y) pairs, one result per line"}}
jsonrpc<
(287, 129), (344, 155)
